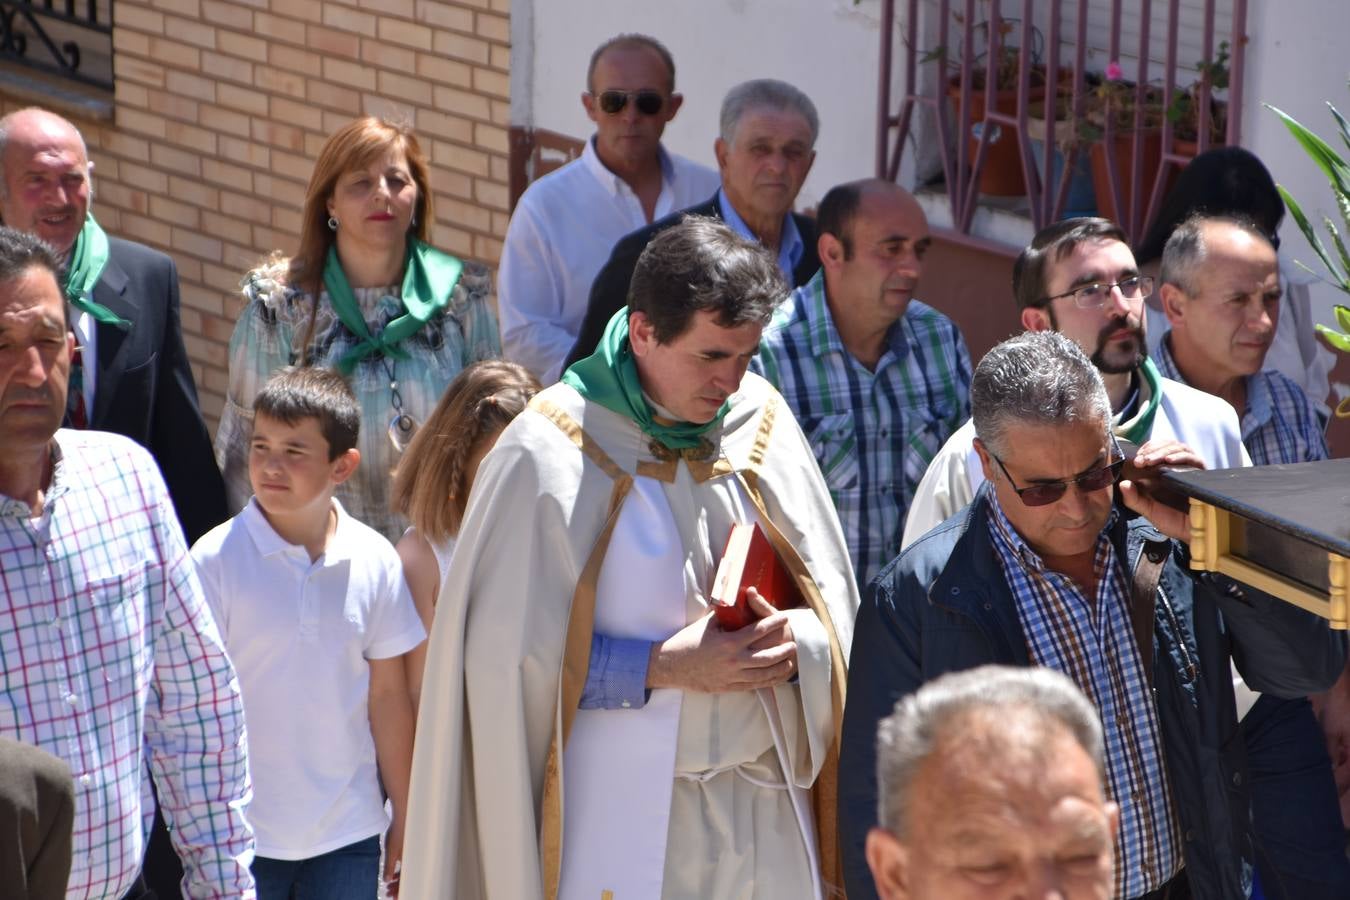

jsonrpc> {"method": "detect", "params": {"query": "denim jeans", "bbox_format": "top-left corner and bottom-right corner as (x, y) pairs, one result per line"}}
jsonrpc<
(252, 835), (381, 900)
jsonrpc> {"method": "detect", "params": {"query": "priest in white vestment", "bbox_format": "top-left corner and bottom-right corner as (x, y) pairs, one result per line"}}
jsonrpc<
(402, 217), (859, 899)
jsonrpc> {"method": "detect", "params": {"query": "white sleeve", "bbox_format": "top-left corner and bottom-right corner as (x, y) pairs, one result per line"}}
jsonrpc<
(365, 555), (427, 660)
(498, 199), (576, 383)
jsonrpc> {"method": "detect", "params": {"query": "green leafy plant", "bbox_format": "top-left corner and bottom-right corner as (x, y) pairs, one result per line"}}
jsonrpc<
(1167, 41), (1230, 143)
(1266, 99), (1350, 415)
(1077, 63), (1165, 144)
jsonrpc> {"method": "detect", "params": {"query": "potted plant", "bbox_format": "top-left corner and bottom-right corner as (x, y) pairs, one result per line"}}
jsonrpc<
(1167, 41), (1231, 158)
(940, 17), (1047, 196)
(1268, 99), (1350, 418)
(1080, 61), (1166, 226)
(1027, 77), (1099, 218)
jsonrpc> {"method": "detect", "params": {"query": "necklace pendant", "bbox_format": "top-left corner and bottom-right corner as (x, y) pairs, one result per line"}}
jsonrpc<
(389, 411), (419, 452)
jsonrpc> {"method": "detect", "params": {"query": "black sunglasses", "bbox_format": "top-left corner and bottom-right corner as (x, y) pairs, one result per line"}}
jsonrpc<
(595, 90), (665, 116)
(992, 451), (1125, 507)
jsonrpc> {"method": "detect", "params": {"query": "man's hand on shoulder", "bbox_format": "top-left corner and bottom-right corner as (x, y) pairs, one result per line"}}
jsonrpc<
(647, 589), (797, 693)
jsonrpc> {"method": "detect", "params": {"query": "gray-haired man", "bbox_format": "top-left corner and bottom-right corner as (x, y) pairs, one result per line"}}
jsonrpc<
(838, 330), (1346, 900)
(564, 78), (822, 369)
(866, 665), (1117, 900)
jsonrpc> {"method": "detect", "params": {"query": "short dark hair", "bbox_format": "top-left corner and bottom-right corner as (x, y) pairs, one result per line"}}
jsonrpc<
(627, 215), (786, 344)
(1160, 212), (1273, 296)
(0, 226), (61, 286)
(816, 181), (867, 258)
(1012, 217), (1129, 311)
(587, 34), (676, 94)
(1135, 146), (1284, 267)
(252, 366), (360, 459)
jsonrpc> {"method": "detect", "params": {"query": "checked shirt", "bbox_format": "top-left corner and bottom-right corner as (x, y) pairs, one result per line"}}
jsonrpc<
(1155, 338), (1328, 466)
(987, 494), (1183, 898)
(0, 430), (253, 899)
(754, 272), (971, 586)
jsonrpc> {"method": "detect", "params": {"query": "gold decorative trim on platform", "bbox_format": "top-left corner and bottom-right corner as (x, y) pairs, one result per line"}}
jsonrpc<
(1187, 498), (1349, 630)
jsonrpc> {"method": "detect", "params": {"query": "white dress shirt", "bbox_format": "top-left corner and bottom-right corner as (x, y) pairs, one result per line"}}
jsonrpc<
(498, 137), (720, 383)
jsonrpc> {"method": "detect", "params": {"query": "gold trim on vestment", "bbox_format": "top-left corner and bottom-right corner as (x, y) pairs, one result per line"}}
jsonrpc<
(530, 392), (846, 898)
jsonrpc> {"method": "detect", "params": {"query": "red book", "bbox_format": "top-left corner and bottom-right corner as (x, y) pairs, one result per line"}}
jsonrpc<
(710, 522), (806, 630)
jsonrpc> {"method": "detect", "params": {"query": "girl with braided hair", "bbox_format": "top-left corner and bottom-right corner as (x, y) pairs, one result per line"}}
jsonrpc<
(392, 359), (540, 708)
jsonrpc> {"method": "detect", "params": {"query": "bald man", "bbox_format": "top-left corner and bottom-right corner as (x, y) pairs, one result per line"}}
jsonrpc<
(753, 179), (971, 587)
(0, 107), (225, 545)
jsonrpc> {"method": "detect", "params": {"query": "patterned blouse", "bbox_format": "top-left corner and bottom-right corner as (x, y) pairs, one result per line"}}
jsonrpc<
(214, 258), (501, 541)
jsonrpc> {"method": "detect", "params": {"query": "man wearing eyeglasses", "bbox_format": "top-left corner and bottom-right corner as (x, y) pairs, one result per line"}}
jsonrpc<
(900, 217), (1249, 548)
(837, 330), (1346, 900)
(562, 78), (823, 371)
(498, 34), (719, 383)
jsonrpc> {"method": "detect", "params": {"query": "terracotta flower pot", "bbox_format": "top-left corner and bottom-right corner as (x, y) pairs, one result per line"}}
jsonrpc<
(1089, 131), (1163, 226)
(947, 74), (1046, 197)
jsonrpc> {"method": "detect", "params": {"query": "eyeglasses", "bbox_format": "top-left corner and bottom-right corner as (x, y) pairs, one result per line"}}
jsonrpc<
(1041, 275), (1154, 310)
(991, 450), (1125, 507)
(594, 90), (666, 116)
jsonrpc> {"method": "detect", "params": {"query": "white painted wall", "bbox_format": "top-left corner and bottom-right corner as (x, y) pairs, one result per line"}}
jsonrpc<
(511, 0), (898, 210)
(1242, 1), (1349, 390)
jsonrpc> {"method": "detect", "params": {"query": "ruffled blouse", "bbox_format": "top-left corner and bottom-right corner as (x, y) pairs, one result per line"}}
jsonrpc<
(214, 259), (500, 541)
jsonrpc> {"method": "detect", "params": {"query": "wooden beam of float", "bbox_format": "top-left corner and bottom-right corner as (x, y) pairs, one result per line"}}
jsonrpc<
(1166, 460), (1350, 631)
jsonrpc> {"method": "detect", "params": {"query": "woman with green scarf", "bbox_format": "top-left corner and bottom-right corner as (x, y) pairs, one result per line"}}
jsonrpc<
(215, 117), (501, 541)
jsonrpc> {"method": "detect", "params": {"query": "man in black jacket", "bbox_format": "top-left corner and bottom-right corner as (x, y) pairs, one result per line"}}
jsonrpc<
(564, 78), (820, 369)
(0, 108), (225, 545)
(839, 331), (1346, 900)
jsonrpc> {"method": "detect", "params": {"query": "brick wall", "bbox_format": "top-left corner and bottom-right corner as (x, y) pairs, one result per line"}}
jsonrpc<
(4, 0), (511, 431)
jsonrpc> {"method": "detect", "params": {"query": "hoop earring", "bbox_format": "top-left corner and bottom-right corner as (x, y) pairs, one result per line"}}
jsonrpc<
(327, 216), (339, 231)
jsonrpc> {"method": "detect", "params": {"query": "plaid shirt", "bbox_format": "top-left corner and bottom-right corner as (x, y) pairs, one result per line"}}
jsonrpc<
(0, 430), (254, 899)
(986, 493), (1182, 898)
(1155, 338), (1328, 466)
(753, 272), (971, 586)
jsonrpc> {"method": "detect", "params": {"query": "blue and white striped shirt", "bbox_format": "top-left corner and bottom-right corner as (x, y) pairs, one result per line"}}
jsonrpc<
(1154, 338), (1328, 466)
(753, 271), (971, 586)
(987, 493), (1182, 898)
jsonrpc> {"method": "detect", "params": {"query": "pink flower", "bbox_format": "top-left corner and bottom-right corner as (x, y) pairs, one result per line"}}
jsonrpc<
(1105, 60), (1124, 81)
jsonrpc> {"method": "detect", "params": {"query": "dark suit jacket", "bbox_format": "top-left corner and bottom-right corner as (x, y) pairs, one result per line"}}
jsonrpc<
(89, 237), (227, 543)
(562, 194), (821, 370)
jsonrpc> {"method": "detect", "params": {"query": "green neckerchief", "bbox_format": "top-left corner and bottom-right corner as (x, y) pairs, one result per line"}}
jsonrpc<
(322, 239), (463, 375)
(1116, 356), (1163, 444)
(64, 216), (129, 330)
(562, 307), (730, 450)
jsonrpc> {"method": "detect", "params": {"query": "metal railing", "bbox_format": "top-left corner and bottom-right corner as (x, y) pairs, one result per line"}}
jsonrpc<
(876, 0), (1248, 246)
(0, 0), (113, 90)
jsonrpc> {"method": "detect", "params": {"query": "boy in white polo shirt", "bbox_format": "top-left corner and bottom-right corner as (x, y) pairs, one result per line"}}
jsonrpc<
(191, 367), (425, 899)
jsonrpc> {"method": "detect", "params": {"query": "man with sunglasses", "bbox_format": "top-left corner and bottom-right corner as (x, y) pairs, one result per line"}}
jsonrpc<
(498, 34), (718, 382)
(901, 216), (1248, 548)
(838, 331), (1346, 900)
(563, 78), (822, 371)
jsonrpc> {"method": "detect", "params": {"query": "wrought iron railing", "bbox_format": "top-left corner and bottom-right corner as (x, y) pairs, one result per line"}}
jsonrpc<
(876, 0), (1248, 246)
(0, 0), (113, 90)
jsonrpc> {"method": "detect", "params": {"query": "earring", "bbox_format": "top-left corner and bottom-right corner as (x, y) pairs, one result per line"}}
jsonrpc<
(327, 216), (339, 231)
(410, 213), (417, 228)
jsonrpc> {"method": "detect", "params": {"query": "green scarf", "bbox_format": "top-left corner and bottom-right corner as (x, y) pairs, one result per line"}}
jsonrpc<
(563, 308), (730, 450)
(64, 216), (129, 330)
(322, 239), (463, 375)
(1116, 356), (1163, 444)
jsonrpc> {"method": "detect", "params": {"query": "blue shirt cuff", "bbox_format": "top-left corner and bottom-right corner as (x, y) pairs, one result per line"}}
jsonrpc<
(578, 634), (653, 710)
